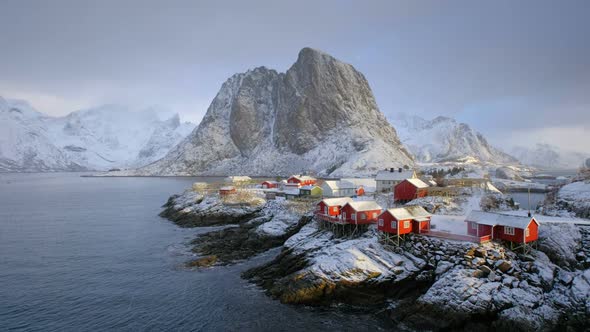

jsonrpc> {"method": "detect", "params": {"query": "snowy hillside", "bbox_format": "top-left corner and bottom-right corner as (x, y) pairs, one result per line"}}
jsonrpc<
(511, 143), (588, 170)
(130, 48), (414, 177)
(0, 96), (195, 172)
(392, 114), (517, 165)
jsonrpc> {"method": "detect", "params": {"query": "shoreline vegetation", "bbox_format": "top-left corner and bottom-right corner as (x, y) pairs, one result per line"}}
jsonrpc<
(159, 184), (590, 331)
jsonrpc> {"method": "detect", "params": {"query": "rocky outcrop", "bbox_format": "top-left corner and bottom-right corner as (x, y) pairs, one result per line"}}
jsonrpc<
(244, 221), (590, 331)
(134, 48), (414, 177)
(159, 191), (264, 227)
(495, 166), (524, 181)
(160, 190), (313, 265)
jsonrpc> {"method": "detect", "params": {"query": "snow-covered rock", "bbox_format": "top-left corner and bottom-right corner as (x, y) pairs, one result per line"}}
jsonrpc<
(392, 114), (517, 165)
(0, 98), (195, 172)
(130, 48), (414, 177)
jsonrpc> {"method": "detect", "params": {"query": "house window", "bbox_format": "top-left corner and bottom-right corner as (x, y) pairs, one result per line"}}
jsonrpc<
(372, 212), (378, 218)
(504, 226), (515, 236)
(361, 213), (366, 220)
(525, 228), (530, 237)
(332, 207), (337, 212)
(391, 221), (397, 229)
(324, 206), (328, 214)
(378, 219), (384, 226)
(351, 214), (356, 220)
(343, 212), (347, 219)
(471, 222), (477, 230)
(404, 220), (410, 228)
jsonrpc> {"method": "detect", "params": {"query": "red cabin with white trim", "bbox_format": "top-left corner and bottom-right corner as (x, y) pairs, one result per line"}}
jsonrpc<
(287, 175), (317, 187)
(219, 186), (237, 196)
(315, 197), (353, 222)
(261, 181), (279, 189)
(377, 206), (432, 235)
(340, 201), (382, 225)
(465, 211), (539, 244)
(394, 178), (429, 203)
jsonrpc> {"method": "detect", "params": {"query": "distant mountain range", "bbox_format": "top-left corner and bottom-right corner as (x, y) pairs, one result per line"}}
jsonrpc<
(392, 114), (518, 165)
(130, 47), (414, 176)
(510, 143), (588, 170)
(0, 96), (195, 172)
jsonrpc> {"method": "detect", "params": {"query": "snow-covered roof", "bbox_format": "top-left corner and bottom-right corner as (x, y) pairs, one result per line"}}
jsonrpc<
(289, 175), (316, 181)
(323, 180), (355, 190)
(224, 176), (252, 183)
(220, 186), (235, 191)
(466, 210), (538, 229)
(321, 197), (354, 207)
(345, 200), (382, 211)
(375, 170), (415, 181)
(405, 178), (429, 188)
(384, 205), (431, 221)
(262, 180), (279, 184)
(284, 189), (300, 195)
(300, 185), (320, 190)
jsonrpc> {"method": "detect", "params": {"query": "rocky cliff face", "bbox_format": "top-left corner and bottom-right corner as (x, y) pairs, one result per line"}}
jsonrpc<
(136, 48), (414, 176)
(393, 114), (517, 165)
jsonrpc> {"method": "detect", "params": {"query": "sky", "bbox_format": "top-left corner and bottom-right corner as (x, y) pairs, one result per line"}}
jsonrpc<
(1, 0), (589, 153)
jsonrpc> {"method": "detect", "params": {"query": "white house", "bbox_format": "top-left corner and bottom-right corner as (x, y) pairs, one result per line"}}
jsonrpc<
(375, 168), (417, 193)
(321, 180), (356, 197)
(340, 178), (377, 193)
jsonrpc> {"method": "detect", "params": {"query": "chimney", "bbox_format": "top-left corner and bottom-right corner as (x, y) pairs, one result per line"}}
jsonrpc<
(390, 167), (394, 173)
(527, 212), (531, 218)
(398, 167), (402, 173)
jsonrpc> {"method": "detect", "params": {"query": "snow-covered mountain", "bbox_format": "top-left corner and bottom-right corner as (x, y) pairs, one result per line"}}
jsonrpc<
(132, 48), (414, 176)
(0, 96), (195, 172)
(392, 114), (518, 165)
(511, 143), (588, 170)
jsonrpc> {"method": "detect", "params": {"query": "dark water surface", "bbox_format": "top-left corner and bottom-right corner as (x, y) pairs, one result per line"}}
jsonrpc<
(0, 173), (390, 331)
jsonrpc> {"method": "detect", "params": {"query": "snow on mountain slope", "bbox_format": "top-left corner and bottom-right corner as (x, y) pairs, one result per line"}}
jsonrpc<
(0, 97), (195, 172)
(392, 113), (518, 165)
(131, 48), (414, 177)
(511, 143), (587, 170)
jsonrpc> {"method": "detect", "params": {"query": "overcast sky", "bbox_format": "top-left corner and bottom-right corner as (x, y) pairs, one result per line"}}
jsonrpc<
(1, 0), (589, 153)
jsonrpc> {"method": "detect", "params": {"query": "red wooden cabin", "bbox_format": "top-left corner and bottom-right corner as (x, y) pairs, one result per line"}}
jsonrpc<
(394, 178), (429, 203)
(315, 197), (353, 222)
(356, 186), (365, 196)
(465, 211), (539, 248)
(261, 181), (279, 189)
(219, 186), (237, 196)
(340, 201), (382, 225)
(377, 206), (432, 235)
(287, 175), (317, 187)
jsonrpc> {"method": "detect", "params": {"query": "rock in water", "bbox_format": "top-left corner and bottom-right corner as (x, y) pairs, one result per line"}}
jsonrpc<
(135, 48), (414, 176)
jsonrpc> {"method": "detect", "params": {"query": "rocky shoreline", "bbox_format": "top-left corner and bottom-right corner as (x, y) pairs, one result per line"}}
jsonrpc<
(243, 222), (590, 331)
(161, 189), (590, 331)
(160, 190), (313, 266)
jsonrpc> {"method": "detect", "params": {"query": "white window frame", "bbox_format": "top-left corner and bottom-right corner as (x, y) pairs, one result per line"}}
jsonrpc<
(404, 220), (410, 228)
(504, 226), (515, 236)
(343, 212), (347, 219)
(361, 213), (366, 220)
(471, 222), (477, 230)
(372, 212), (378, 219)
(378, 219), (384, 227)
(351, 213), (356, 220)
(324, 206), (328, 214)
(391, 221), (397, 229)
(525, 228), (530, 237)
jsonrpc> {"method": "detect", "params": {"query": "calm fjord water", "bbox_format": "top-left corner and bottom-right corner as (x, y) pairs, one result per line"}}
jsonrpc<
(0, 173), (388, 331)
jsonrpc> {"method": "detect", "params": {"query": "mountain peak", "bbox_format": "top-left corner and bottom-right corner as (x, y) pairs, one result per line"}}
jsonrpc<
(135, 49), (413, 176)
